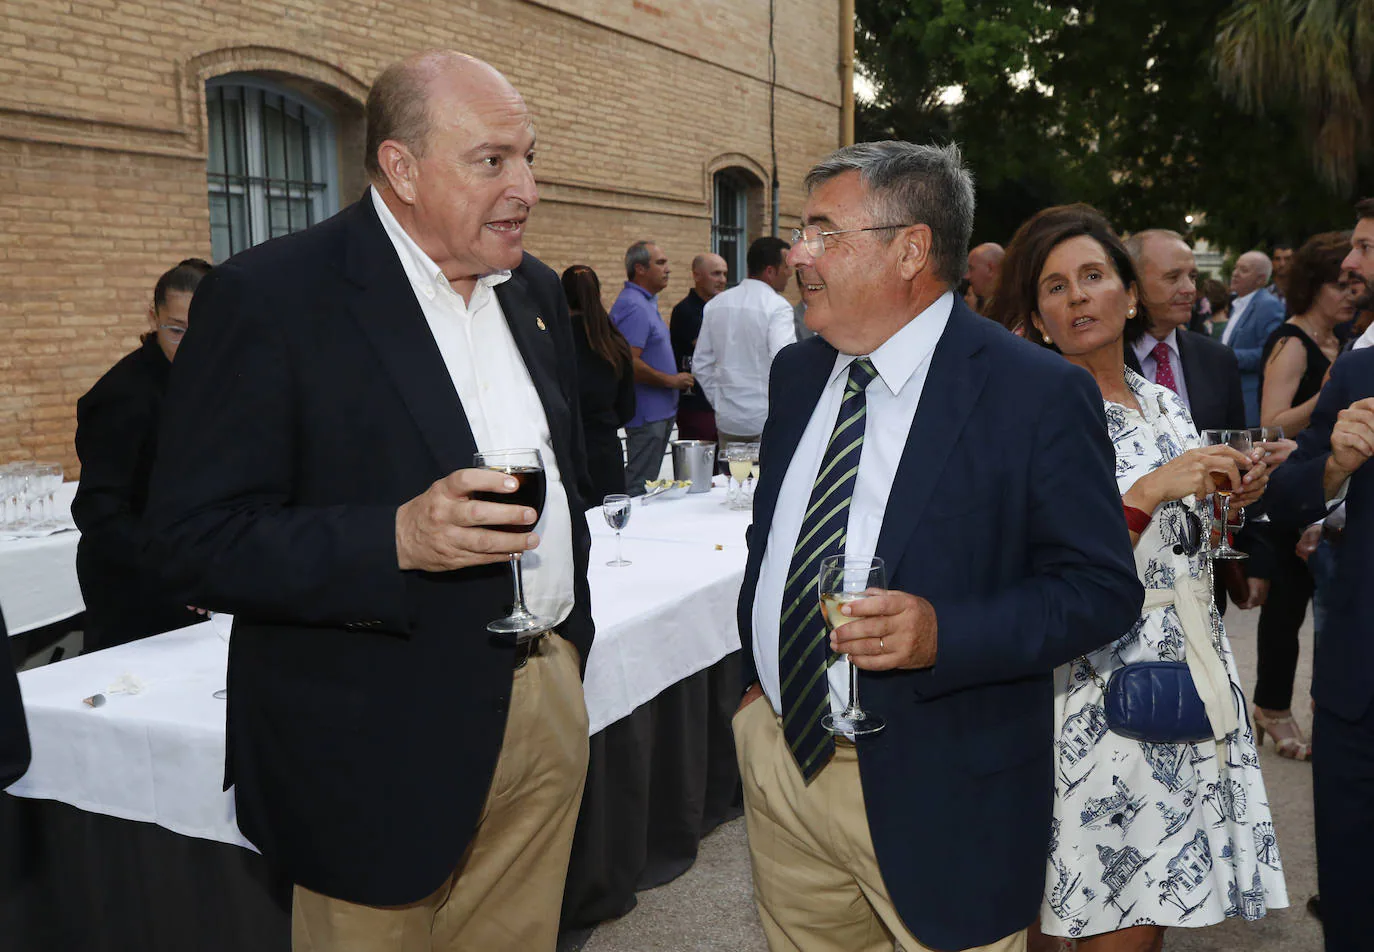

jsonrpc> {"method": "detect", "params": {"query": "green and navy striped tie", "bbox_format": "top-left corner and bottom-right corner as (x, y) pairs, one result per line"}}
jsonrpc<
(778, 357), (878, 783)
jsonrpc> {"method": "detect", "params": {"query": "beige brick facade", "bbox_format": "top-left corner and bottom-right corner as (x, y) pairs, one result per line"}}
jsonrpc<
(0, 0), (842, 471)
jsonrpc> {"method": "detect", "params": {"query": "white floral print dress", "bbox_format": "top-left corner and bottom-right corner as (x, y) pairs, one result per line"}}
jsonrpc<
(1040, 370), (1288, 939)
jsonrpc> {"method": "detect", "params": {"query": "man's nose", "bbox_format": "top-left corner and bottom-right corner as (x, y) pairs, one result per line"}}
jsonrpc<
(509, 160), (538, 208)
(787, 242), (812, 269)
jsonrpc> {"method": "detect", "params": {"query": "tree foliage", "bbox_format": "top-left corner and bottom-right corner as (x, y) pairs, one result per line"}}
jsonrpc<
(856, 0), (1374, 252)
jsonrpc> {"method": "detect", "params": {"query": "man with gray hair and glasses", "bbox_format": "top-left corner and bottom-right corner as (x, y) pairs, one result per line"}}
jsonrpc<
(733, 141), (1142, 951)
(609, 240), (693, 494)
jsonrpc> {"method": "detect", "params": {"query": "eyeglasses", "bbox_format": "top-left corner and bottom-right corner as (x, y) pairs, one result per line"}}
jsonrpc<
(158, 324), (187, 339)
(790, 223), (914, 257)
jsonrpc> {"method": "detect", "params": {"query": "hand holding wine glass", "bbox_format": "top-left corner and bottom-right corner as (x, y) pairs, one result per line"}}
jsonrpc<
(818, 555), (887, 736)
(472, 448), (551, 639)
(1200, 429), (1253, 559)
(394, 467), (541, 574)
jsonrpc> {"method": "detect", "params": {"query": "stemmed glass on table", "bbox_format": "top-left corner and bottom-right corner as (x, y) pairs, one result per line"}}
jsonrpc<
(473, 447), (551, 641)
(1200, 428), (1252, 560)
(818, 554), (886, 736)
(602, 493), (632, 567)
(725, 444), (755, 511)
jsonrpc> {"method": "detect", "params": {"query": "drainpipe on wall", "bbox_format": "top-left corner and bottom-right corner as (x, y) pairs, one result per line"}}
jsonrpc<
(840, 0), (855, 147)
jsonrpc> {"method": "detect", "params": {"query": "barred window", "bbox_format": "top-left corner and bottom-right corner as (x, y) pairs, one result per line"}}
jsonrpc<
(206, 78), (338, 261)
(712, 171), (749, 287)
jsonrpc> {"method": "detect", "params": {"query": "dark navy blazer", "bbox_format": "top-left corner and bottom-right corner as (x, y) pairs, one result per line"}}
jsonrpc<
(738, 300), (1144, 950)
(1265, 347), (1374, 722)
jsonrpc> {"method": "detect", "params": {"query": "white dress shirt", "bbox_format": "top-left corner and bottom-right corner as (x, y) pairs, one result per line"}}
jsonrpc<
(751, 291), (954, 717)
(1221, 290), (1257, 346)
(1132, 328), (1192, 413)
(692, 278), (797, 436)
(371, 188), (574, 627)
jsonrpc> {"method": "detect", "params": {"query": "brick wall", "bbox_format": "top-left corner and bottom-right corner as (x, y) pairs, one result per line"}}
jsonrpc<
(0, 0), (841, 472)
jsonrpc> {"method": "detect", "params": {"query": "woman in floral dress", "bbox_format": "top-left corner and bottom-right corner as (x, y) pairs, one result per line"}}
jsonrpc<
(996, 205), (1288, 952)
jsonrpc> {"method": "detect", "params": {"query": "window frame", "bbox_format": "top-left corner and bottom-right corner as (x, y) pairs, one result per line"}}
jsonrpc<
(712, 171), (750, 287)
(205, 74), (340, 261)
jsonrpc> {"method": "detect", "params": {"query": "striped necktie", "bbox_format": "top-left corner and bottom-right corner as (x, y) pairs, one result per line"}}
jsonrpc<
(778, 357), (878, 783)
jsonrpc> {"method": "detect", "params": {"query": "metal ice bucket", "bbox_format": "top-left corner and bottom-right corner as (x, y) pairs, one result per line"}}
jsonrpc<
(670, 440), (716, 494)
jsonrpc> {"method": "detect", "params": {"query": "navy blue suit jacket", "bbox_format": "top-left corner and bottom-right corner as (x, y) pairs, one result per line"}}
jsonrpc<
(147, 198), (594, 906)
(1265, 347), (1374, 721)
(737, 301), (1144, 950)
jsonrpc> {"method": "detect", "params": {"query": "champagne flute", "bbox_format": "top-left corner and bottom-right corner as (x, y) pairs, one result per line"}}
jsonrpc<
(818, 554), (886, 736)
(1200, 428), (1252, 560)
(473, 448), (551, 641)
(602, 493), (632, 567)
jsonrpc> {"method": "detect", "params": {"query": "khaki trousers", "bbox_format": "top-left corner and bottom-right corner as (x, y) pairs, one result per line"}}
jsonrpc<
(733, 698), (1026, 952)
(292, 633), (590, 952)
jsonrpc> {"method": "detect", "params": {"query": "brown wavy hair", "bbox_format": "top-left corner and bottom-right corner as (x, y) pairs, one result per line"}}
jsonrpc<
(561, 265), (631, 377)
(988, 204), (1143, 347)
(1285, 231), (1352, 316)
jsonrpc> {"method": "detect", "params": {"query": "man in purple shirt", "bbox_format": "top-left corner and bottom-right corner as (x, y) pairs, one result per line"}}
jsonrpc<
(609, 240), (693, 494)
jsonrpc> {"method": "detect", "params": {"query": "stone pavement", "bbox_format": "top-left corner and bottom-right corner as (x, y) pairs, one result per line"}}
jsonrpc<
(574, 603), (1323, 952)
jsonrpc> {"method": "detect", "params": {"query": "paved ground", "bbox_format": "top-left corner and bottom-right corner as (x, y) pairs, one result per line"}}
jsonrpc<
(576, 603), (1322, 952)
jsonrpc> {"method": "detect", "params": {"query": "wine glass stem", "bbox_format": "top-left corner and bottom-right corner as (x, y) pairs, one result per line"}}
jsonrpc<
(508, 552), (529, 615)
(847, 657), (861, 714)
(1220, 497), (1232, 547)
(616, 529), (623, 564)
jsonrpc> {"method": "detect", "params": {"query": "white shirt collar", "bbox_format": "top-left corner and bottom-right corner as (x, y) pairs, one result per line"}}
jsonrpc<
(826, 291), (955, 396)
(1231, 289), (1258, 316)
(369, 186), (511, 298)
(1133, 327), (1179, 364)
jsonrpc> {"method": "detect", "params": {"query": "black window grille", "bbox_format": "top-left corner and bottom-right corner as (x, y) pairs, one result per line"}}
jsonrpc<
(207, 82), (333, 261)
(712, 172), (749, 286)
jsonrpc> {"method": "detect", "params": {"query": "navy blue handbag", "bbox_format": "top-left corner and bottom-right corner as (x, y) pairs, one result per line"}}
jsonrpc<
(1101, 661), (1213, 744)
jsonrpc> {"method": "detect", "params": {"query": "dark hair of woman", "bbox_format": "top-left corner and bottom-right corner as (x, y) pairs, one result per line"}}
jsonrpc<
(988, 203), (1143, 348)
(1284, 231), (1352, 316)
(142, 258), (212, 343)
(561, 265), (631, 376)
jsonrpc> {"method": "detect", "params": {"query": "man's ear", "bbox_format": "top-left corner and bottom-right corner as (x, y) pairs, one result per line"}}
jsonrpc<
(376, 140), (419, 204)
(897, 224), (934, 281)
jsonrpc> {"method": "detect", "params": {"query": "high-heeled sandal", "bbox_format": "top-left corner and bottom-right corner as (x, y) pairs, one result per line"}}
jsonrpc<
(1253, 707), (1312, 761)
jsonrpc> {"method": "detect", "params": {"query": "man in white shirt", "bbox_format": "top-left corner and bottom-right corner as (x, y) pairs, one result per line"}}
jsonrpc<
(148, 51), (592, 952)
(733, 140), (1141, 952)
(1222, 250), (1288, 424)
(692, 236), (796, 445)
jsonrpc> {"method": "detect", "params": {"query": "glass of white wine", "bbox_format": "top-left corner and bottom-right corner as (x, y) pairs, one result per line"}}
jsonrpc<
(818, 554), (886, 736)
(602, 493), (632, 566)
(725, 444), (753, 511)
(1200, 428), (1252, 560)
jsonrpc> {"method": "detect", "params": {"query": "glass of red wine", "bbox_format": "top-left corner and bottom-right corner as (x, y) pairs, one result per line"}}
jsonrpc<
(473, 447), (551, 641)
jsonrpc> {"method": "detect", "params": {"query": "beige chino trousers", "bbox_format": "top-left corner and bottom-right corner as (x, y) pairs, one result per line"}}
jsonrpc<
(292, 633), (589, 952)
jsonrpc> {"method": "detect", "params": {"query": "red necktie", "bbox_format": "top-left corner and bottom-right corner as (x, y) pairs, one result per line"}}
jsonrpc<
(1151, 341), (1178, 394)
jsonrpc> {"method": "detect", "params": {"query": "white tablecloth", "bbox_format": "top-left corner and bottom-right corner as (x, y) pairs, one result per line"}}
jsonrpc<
(0, 482), (82, 635)
(9, 488), (752, 848)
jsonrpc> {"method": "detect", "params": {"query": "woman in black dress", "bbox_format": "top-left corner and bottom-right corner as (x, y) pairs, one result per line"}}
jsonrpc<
(1250, 232), (1353, 758)
(562, 265), (636, 502)
(73, 258), (212, 652)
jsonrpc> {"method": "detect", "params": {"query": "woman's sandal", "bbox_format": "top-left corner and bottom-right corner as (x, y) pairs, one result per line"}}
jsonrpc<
(1253, 707), (1312, 761)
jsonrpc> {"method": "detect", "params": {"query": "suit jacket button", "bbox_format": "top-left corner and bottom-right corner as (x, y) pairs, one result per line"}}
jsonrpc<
(493, 696), (508, 714)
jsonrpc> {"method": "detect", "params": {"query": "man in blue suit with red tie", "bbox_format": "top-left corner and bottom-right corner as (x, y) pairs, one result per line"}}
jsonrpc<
(733, 141), (1143, 952)
(1265, 198), (1374, 952)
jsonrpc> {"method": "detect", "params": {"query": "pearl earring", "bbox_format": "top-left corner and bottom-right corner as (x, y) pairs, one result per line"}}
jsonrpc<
(1127, 306), (1137, 318)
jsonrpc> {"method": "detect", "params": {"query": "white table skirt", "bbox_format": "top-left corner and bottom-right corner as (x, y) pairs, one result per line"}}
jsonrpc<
(9, 488), (751, 848)
(0, 482), (82, 635)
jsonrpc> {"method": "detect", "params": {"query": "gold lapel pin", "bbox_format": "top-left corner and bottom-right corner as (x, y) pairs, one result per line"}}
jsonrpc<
(535, 315), (547, 331)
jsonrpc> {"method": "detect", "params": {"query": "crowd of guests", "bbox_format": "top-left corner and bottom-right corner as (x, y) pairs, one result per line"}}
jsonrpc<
(3, 46), (1372, 952)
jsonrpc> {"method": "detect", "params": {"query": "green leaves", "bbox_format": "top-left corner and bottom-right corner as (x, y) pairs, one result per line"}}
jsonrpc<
(856, 0), (1373, 251)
